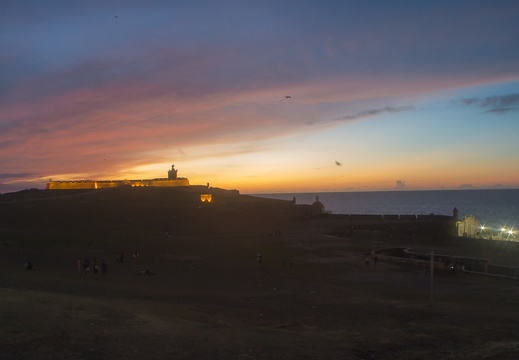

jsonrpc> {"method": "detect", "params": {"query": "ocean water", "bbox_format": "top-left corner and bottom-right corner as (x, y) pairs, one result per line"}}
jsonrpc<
(252, 189), (519, 228)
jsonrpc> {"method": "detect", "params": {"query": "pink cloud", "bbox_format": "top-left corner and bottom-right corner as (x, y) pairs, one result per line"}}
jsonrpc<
(2, 63), (516, 183)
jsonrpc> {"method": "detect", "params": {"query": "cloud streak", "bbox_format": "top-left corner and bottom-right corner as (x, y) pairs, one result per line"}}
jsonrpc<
(338, 106), (415, 122)
(459, 93), (519, 114)
(0, 173), (38, 180)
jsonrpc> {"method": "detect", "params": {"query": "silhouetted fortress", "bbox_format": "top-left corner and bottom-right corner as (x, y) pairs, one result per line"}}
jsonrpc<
(46, 165), (189, 190)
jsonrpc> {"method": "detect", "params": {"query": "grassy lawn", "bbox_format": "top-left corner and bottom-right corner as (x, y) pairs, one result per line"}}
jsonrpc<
(2, 188), (519, 359)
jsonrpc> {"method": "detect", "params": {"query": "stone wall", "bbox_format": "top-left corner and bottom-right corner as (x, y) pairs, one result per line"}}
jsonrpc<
(46, 178), (190, 189)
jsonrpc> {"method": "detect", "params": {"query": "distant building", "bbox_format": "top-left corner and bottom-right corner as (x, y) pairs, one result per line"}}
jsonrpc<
(46, 165), (189, 190)
(456, 214), (481, 238)
(312, 195), (325, 213)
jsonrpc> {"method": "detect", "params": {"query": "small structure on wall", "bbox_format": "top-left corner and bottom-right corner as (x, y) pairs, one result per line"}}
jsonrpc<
(168, 165), (178, 180)
(312, 195), (325, 213)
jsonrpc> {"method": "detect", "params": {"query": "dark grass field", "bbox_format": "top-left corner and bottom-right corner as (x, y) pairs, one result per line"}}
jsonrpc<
(2, 188), (519, 359)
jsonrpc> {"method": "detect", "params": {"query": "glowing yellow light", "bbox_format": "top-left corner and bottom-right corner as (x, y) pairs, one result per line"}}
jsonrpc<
(200, 194), (212, 203)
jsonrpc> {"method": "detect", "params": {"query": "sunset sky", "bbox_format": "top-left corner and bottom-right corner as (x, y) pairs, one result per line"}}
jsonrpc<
(1, 1), (519, 194)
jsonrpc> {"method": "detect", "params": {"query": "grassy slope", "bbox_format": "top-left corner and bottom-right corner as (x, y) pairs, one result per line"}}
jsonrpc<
(2, 188), (519, 359)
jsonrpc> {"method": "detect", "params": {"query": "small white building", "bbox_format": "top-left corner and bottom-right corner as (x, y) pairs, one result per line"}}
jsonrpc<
(456, 215), (481, 238)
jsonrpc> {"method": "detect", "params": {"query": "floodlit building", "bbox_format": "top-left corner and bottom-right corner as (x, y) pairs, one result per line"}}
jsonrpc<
(46, 165), (189, 190)
(456, 214), (482, 238)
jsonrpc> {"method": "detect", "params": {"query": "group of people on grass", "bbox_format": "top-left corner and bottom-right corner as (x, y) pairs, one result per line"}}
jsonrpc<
(78, 258), (107, 276)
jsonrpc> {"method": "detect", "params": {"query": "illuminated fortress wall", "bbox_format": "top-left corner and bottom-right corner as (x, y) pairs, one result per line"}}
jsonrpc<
(47, 180), (97, 190)
(46, 165), (190, 190)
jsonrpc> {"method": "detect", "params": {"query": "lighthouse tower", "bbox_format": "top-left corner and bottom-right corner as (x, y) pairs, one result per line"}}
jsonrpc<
(168, 165), (178, 180)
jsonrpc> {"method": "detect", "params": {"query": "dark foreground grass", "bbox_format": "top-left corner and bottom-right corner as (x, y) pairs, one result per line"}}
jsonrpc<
(2, 188), (519, 359)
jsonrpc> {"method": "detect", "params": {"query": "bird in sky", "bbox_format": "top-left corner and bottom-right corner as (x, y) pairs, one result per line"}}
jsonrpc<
(279, 95), (292, 101)
(335, 161), (342, 166)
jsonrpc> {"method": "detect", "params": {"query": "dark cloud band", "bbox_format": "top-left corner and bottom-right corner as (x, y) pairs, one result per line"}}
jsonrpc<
(0, 173), (37, 180)
(339, 106), (414, 121)
(460, 93), (519, 108)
